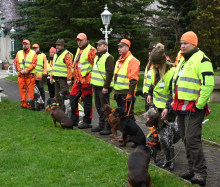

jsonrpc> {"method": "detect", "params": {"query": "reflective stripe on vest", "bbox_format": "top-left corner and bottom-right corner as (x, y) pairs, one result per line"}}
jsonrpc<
(143, 63), (153, 94)
(17, 50), (36, 74)
(35, 53), (45, 75)
(47, 59), (53, 76)
(90, 52), (114, 87)
(172, 50), (205, 100)
(74, 44), (93, 76)
(52, 50), (70, 77)
(113, 54), (140, 90)
(152, 67), (175, 108)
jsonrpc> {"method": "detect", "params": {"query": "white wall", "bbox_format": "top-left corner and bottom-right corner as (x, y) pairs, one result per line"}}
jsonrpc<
(0, 35), (13, 64)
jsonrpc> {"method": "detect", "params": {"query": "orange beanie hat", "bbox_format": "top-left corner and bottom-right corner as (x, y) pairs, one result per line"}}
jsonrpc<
(181, 31), (198, 46)
(49, 47), (56, 53)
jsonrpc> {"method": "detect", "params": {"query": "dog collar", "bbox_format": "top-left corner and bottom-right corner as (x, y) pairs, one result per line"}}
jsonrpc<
(47, 103), (59, 108)
(147, 127), (156, 138)
(107, 109), (115, 117)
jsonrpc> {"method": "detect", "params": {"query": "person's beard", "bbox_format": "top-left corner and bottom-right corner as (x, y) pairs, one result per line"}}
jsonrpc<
(24, 47), (28, 52)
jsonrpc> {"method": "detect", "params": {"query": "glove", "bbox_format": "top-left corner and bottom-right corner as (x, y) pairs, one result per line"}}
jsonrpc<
(135, 90), (143, 97)
(42, 74), (47, 81)
(195, 105), (204, 112)
(126, 94), (133, 102)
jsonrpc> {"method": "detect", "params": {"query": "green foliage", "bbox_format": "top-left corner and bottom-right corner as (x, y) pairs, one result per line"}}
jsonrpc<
(155, 0), (197, 59)
(10, 0), (156, 68)
(190, 0), (220, 69)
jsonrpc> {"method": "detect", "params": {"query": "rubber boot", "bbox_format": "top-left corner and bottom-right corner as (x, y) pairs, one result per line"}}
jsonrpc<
(91, 122), (105, 132)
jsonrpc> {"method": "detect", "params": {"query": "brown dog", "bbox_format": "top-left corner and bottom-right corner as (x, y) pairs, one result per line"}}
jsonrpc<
(127, 145), (151, 187)
(47, 98), (74, 129)
(103, 104), (121, 138)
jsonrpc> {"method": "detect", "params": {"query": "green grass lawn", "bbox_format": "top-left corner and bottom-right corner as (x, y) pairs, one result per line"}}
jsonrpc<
(0, 99), (193, 187)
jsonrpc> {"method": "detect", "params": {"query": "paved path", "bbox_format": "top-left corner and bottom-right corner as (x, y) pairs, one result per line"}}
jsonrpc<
(1, 77), (220, 187)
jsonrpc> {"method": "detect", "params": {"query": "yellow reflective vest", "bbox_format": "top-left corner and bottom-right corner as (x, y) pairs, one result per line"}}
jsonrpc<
(90, 52), (114, 87)
(35, 53), (46, 76)
(17, 50), (36, 74)
(74, 44), (93, 77)
(172, 50), (208, 100)
(151, 67), (175, 109)
(143, 63), (153, 94)
(52, 50), (70, 77)
(113, 54), (140, 91)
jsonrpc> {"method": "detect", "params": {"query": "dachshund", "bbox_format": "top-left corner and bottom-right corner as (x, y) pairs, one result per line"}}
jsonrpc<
(113, 107), (146, 147)
(127, 145), (151, 187)
(103, 104), (121, 138)
(46, 98), (74, 129)
(146, 113), (181, 171)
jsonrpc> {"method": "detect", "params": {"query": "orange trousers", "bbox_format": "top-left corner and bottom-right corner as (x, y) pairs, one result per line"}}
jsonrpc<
(18, 73), (35, 108)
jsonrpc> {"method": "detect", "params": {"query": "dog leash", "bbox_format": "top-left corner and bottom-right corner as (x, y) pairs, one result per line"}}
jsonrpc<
(125, 100), (132, 117)
(111, 134), (123, 142)
(165, 101), (195, 163)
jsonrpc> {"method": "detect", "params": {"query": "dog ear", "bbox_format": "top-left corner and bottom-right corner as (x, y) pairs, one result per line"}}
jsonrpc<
(117, 107), (127, 118)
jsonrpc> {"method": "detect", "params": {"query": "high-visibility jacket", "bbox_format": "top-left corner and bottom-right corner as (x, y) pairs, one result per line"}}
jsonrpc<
(113, 54), (140, 91)
(171, 50), (214, 115)
(143, 63), (153, 94)
(52, 50), (70, 77)
(173, 50), (182, 67)
(74, 44), (93, 77)
(47, 60), (52, 76)
(172, 50), (206, 100)
(17, 50), (36, 74)
(151, 67), (175, 109)
(90, 52), (114, 87)
(35, 53), (46, 76)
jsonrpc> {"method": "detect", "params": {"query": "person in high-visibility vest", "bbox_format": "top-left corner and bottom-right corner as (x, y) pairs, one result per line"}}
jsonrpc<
(14, 39), (38, 109)
(46, 47), (56, 98)
(90, 39), (115, 135)
(113, 39), (140, 121)
(70, 33), (97, 129)
(171, 31), (214, 186)
(32, 44), (47, 105)
(50, 39), (73, 110)
(147, 43), (176, 122)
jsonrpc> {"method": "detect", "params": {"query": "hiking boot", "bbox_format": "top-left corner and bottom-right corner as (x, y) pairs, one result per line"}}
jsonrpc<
(191, 174), (206, 186)
(91, 125), (104, 132)
(100, 123), (112, 135)
(179, 171), (194, 180)
(78, 122), (92, 129)
(100, 128), (112, 135)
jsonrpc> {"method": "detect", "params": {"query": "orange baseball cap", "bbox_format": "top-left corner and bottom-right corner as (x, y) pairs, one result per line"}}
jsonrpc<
(118, 39), (131, 47)
(76, 33), (87, 40)
(32, 44), (40, 48)
(181, 31), (198, 46)
(22, 39), (30, 44)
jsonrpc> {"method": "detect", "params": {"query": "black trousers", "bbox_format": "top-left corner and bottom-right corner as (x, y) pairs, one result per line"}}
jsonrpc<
(47, 79), (55, 98)
(177, 109), (207, 178)
(35, 80), (45, 104)
(94, 88), (110, 125)
(115, 94), (136, 121)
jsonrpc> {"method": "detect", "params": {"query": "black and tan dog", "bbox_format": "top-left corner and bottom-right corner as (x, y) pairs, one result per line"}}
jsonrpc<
(46, 98), (74, 129)
(113, 107), (146, 147)
(103, 104), (121, 138)
(127, 145), (151, 187)
(146, 113), (181, 171)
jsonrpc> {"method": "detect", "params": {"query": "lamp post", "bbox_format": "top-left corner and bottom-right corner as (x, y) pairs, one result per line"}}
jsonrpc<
(10, 27), (16, 76)
(100, 4), (112, 47)
(0, 11), (5, 37)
